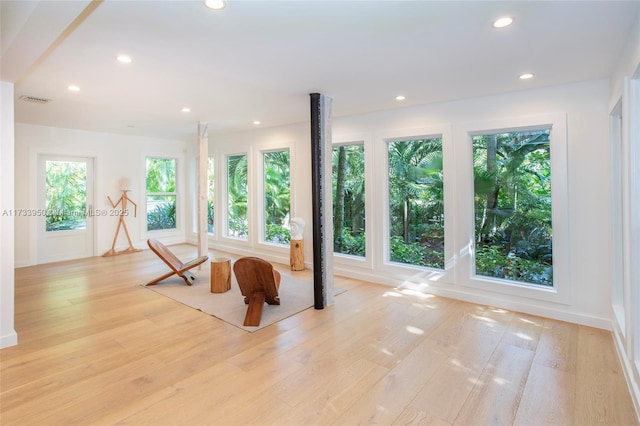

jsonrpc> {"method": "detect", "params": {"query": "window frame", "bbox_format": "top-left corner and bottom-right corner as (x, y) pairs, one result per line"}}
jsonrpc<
(628, 68), (640, 376)
(332, 134), (374, 270)
(610, 98), (626, 336)
(145, 156), (178, 233)
(259, 147), (291, 247)
(456, 114), (570, 304)
(224, 152), (249, 241)
(331, 138), (369, 263)
(375, 125), (455, 284)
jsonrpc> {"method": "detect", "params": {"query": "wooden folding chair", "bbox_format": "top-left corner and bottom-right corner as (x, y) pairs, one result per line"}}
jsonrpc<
(233, 257), (281, 326)
(146, 238), (209, 286)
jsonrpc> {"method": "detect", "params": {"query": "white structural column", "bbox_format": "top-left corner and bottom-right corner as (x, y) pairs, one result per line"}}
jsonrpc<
(197, 122), (209, 262)
(309, 93), (334, 308)
(1, 81), (17, 348)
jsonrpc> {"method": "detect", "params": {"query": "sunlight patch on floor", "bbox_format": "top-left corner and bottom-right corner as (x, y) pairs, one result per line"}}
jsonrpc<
(493, 377), (509, 386)
(406, 325), (424, 335)
(515, 332), (532, 341)
(473, 315), (496, 324)
(518, 317), (541, 326)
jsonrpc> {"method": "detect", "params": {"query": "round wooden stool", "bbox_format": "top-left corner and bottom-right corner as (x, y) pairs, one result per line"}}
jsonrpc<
(210, 258), (231, 293)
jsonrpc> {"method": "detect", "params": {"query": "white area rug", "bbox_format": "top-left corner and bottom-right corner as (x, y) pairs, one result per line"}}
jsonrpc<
(142, 272), (344, 332)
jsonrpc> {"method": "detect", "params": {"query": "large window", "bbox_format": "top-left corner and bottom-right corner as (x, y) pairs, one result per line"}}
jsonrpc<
(472, 129), (552, 286)
(333, 143), (365, 257)
(387, 137), (444, 269)
(227, 154), (248, 239)
(263, 149), (290, 244)
(146, 157), (176, 231)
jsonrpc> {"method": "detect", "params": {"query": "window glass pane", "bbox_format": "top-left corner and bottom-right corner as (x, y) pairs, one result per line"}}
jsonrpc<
(333, 143), (365, 256)
(227, 154), (248, 239)
(146, 157), (176, 231)
(146, 195), (176, 230)
(146, 158), (175, 193)
(472, 129), (553, 286)
(45, 160), (87, 231)
(263, 150), (290, 244)
(388, 138), (444, 268)
(208, 157), (215, 234)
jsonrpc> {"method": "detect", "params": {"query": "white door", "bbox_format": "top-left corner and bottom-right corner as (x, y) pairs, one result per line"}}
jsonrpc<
(38, 155), (95, 263)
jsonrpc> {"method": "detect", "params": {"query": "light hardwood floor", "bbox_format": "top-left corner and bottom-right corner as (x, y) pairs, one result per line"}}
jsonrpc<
(1, 244), (638, 426)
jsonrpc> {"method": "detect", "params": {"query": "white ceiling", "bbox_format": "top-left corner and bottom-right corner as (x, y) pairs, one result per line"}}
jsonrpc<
(2, 0), (639, 140)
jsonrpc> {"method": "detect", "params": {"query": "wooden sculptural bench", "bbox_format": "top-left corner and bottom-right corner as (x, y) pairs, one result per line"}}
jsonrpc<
(233, 256), (281, 326)
(146, 238), (209, 286)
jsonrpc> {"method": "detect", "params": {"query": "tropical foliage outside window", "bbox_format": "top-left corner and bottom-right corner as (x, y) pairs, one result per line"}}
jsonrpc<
(263, 149), (291, 244)
(208, 157), (214, 233)
(227, 154), (248, 239)
(388, 138), (444, 268)
(333, 143), (365, 256)
(472, 129), (553, 286)
(146, 157), (176, 230)
(45, 160), (87, 231)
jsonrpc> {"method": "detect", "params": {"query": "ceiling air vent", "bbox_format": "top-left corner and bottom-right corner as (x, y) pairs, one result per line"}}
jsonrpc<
(19, 95), (52, 104)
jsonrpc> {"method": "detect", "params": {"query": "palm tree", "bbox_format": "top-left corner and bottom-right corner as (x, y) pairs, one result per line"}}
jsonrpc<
(333, 144), (365, 254)
(45, 161), (87, 230)
(388, 139), (442, 244)
(264, 150), (291, 243)
(474, 131), (550, 244)
(227, 154), (248, 237)
(473, 130), (553, 285)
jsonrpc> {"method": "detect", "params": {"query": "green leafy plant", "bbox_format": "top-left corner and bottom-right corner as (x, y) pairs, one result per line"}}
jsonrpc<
(45, 161), (87, 231)
(147, 202), (176, 230)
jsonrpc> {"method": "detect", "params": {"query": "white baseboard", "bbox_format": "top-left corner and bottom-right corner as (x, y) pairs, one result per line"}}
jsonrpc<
(613, 327), (640, 423)
(332, 264), (612, 330)
(1, 330), (18, 349)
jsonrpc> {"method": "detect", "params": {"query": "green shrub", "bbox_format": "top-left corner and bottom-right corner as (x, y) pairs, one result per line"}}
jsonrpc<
(390, 236), (426, 266)
(147, 202), (176, 230)
(265, 224), (290, 244)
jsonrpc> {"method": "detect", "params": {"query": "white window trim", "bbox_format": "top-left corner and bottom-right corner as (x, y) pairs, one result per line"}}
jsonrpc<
(144, 156), (180, 236)
(610, 98), (626, 336)
(223, 151), (250, 243)
(455, 113), (570, 305)
(376, 125), (455, 285)
(257, 146), (292, 248)
(332, 134), (374, 270)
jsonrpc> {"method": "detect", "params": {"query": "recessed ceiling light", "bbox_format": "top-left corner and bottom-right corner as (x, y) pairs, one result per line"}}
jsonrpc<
(205, 0), (226, 10)
(253, 120), (261, 125)
(519, 73), (535, 80)
(395, 95), (406, 101)
(181, 107), (191, 113)
(68, 85), (80, 92)
(116, 55), (132, 64)
(493, 17), (514, 28)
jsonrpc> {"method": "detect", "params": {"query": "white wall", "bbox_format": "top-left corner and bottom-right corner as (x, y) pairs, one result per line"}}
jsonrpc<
(1, 80), (17, 348)
(611, 12), (640, 111)
(198, 79), (613, 329)
(14, 124), (188, 267)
